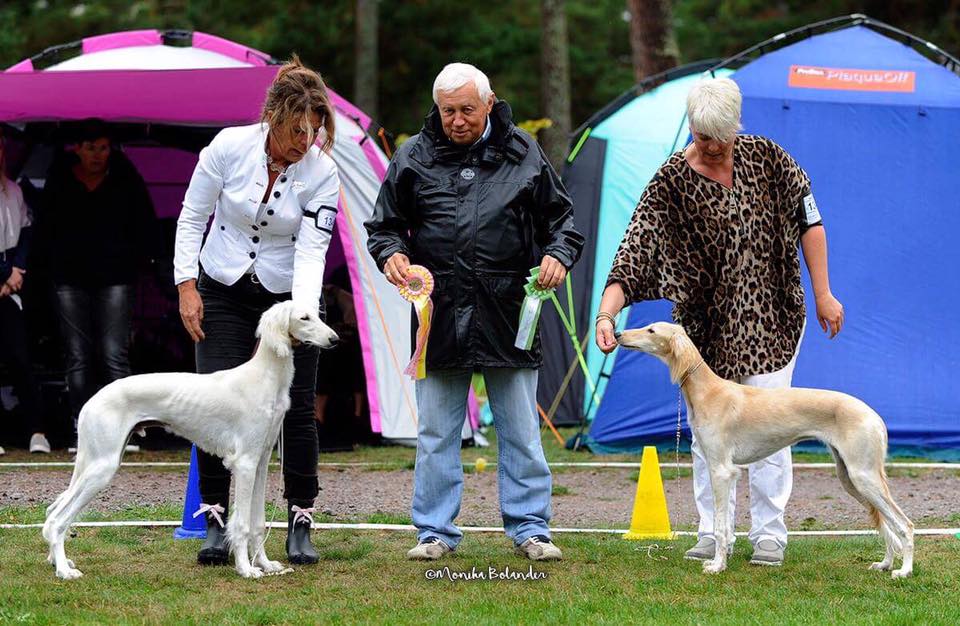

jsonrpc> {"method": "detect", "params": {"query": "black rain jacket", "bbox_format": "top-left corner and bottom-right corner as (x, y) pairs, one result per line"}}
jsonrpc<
(365, 100), (584, 369)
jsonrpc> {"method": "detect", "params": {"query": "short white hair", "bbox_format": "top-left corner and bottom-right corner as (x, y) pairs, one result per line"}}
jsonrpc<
(432, 62), (493, 105)
(686, 77), (742, 141)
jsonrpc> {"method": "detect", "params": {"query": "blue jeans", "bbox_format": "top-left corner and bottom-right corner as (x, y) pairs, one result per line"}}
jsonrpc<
(412, 367), (552, 548)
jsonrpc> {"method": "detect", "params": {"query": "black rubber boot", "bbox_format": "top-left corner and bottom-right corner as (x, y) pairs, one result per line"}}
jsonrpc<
(196, 502), (229, 566)
(286, 501), (319, 565)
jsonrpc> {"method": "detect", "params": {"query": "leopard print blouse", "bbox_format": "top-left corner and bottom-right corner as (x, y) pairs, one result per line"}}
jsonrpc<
(607, 135), (815, 380)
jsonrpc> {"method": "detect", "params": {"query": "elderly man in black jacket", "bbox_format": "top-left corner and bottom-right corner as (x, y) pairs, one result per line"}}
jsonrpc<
(366, 63), (583, 561)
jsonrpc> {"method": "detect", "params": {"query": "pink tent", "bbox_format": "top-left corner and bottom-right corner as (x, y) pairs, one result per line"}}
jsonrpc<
(2, 29), (479, 443)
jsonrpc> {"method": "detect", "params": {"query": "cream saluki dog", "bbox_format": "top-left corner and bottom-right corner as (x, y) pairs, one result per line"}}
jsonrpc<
(616, 322), (914, 578)
(43, 300), (339, 580)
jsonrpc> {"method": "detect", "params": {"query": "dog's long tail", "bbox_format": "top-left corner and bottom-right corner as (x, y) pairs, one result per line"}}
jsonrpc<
(831, 445), (902, 555)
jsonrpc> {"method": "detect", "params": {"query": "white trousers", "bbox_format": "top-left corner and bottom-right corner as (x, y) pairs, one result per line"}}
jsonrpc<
(690, 326), (804, 549)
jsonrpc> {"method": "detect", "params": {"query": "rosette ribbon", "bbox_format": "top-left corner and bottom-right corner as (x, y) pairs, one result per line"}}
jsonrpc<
(514, 267), (555, 350)
(397, 265), (434, 379)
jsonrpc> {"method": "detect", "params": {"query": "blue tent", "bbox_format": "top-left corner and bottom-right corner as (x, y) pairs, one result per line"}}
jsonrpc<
(586, 17), (960, 458)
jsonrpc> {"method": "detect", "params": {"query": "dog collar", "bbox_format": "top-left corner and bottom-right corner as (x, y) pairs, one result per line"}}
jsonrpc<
(678, 359), (705, 388)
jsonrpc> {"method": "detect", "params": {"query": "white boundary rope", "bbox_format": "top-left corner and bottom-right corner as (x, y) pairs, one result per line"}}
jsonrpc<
(1, 520), (958, 536)
(2, 461), (958, 469)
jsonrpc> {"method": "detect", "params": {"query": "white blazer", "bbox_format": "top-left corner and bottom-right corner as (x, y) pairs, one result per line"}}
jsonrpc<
(174, 123), (340, 307)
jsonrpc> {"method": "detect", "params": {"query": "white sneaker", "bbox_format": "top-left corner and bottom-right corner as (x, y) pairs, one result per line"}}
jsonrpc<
(29, 433), (51, 454)
(0, 445), (5, 456)
(406, 537), (452, 560)
(515, 535), (562, 561)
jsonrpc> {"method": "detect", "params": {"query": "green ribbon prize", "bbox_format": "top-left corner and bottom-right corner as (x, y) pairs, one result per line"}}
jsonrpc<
(514, 267), (554, 351)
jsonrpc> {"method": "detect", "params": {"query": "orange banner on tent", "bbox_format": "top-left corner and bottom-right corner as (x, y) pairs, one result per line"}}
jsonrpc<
(788, 65), (916, 92)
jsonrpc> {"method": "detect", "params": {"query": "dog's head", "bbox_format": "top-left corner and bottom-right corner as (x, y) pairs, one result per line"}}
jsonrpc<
(616, 322), (691, 361)
(256, 300), (340, 358)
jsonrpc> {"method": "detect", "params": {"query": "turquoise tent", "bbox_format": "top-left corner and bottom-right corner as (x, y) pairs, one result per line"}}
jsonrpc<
(538, 61), (731, 427)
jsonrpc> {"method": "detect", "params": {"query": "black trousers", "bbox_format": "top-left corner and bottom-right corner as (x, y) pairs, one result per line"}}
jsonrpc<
(0, 296), (44, 433)
(55, 284), (132, 426)
(196, 270), (321, 505)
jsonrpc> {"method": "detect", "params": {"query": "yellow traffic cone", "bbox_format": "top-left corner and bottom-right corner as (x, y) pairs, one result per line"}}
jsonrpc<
(623, 446), (674, 540)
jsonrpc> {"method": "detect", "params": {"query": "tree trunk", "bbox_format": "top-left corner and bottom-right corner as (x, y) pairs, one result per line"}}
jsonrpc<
(354, 0), (379, 120)
(627, 0), (679, 83)
(540, 0), (572, 170)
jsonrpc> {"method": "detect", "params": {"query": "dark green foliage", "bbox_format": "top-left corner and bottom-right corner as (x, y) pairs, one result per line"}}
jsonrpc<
(1, 1), (957, 136)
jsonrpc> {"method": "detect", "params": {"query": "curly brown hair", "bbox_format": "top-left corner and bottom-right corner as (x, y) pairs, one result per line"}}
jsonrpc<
(261, 55), (336, 154)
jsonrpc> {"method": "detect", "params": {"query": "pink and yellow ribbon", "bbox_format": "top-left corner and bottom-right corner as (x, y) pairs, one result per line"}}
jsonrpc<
(397, 265), (434, 379)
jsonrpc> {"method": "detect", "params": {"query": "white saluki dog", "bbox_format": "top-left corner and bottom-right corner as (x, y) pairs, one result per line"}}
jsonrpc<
(616, 322), (914, 578)
(43, 300), (339, 580)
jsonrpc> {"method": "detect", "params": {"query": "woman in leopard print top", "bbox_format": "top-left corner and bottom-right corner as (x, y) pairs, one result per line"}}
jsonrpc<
(595, 77), (844, 565)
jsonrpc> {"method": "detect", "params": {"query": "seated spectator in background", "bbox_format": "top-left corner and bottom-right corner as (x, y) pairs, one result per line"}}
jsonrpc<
(0, 128), (47, 454)
(34, 119), (156, 448)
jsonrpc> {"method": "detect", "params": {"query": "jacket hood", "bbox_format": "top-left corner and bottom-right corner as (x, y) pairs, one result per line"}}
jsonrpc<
(411, 100), (529, 167)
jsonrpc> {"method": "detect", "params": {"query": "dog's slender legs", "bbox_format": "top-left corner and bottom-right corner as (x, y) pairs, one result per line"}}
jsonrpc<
(228, 461), (261, 578)
(869, 526), (897, 572)
(833, 447), (896, 572)
(848, 469), (914, 578)
(251, 446), (284, 574)
(705, 462), (738, 574)
(877, 482), (914, 579)
(44, 457), (121, 579)
(248, 448), (269, 562)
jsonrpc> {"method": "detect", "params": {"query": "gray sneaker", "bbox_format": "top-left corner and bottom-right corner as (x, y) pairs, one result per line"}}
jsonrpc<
(406, 537), (452, 561)
(750, 539), (784, 566)
(515, 535), (562, 561)
(683, 536), (734, 561)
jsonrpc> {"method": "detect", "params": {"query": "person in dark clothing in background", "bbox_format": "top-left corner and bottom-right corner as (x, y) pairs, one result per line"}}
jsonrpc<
(314, 265), (366, 442)
(35, 119), (156, 448)
(0, 127), (47, 454)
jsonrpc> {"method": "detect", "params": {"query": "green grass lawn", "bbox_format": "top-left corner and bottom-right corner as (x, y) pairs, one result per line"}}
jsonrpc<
(2, 427), (958, 625)
(1, 427), (948, 468)
(0, 521), (958, 625)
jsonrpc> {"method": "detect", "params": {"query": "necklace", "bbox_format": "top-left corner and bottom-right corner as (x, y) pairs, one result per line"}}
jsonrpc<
(265, 152), (288, 175)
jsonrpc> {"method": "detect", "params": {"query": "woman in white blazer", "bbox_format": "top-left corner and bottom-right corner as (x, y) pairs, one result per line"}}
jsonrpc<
(174, 57), (340, 566)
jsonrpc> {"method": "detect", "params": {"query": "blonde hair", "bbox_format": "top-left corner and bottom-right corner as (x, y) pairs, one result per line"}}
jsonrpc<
(686, 77), (743, 142)
(432, 63), (493, 105)
(261, 55), (336, 154)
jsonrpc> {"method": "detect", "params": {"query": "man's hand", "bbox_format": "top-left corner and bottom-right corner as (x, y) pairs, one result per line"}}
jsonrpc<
(537, 255), (566, 290)
(596, 319), (618, 354)
(0, 283), (10, 298)
(815, 291), (844, 339)
(6, 267), (24, 292)
(384, 253), (411, 287)
(178, 280), (205, 343)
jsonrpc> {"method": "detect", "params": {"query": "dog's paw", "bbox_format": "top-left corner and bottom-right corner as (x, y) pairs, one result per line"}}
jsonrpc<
(891, 568), (912, 579)
(56, 566), (84, 580)
(702, 560), (726, 575)
(238, 566), (264, 579)
(869, 560), (893, 571)
(261, 559), (285, 574)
